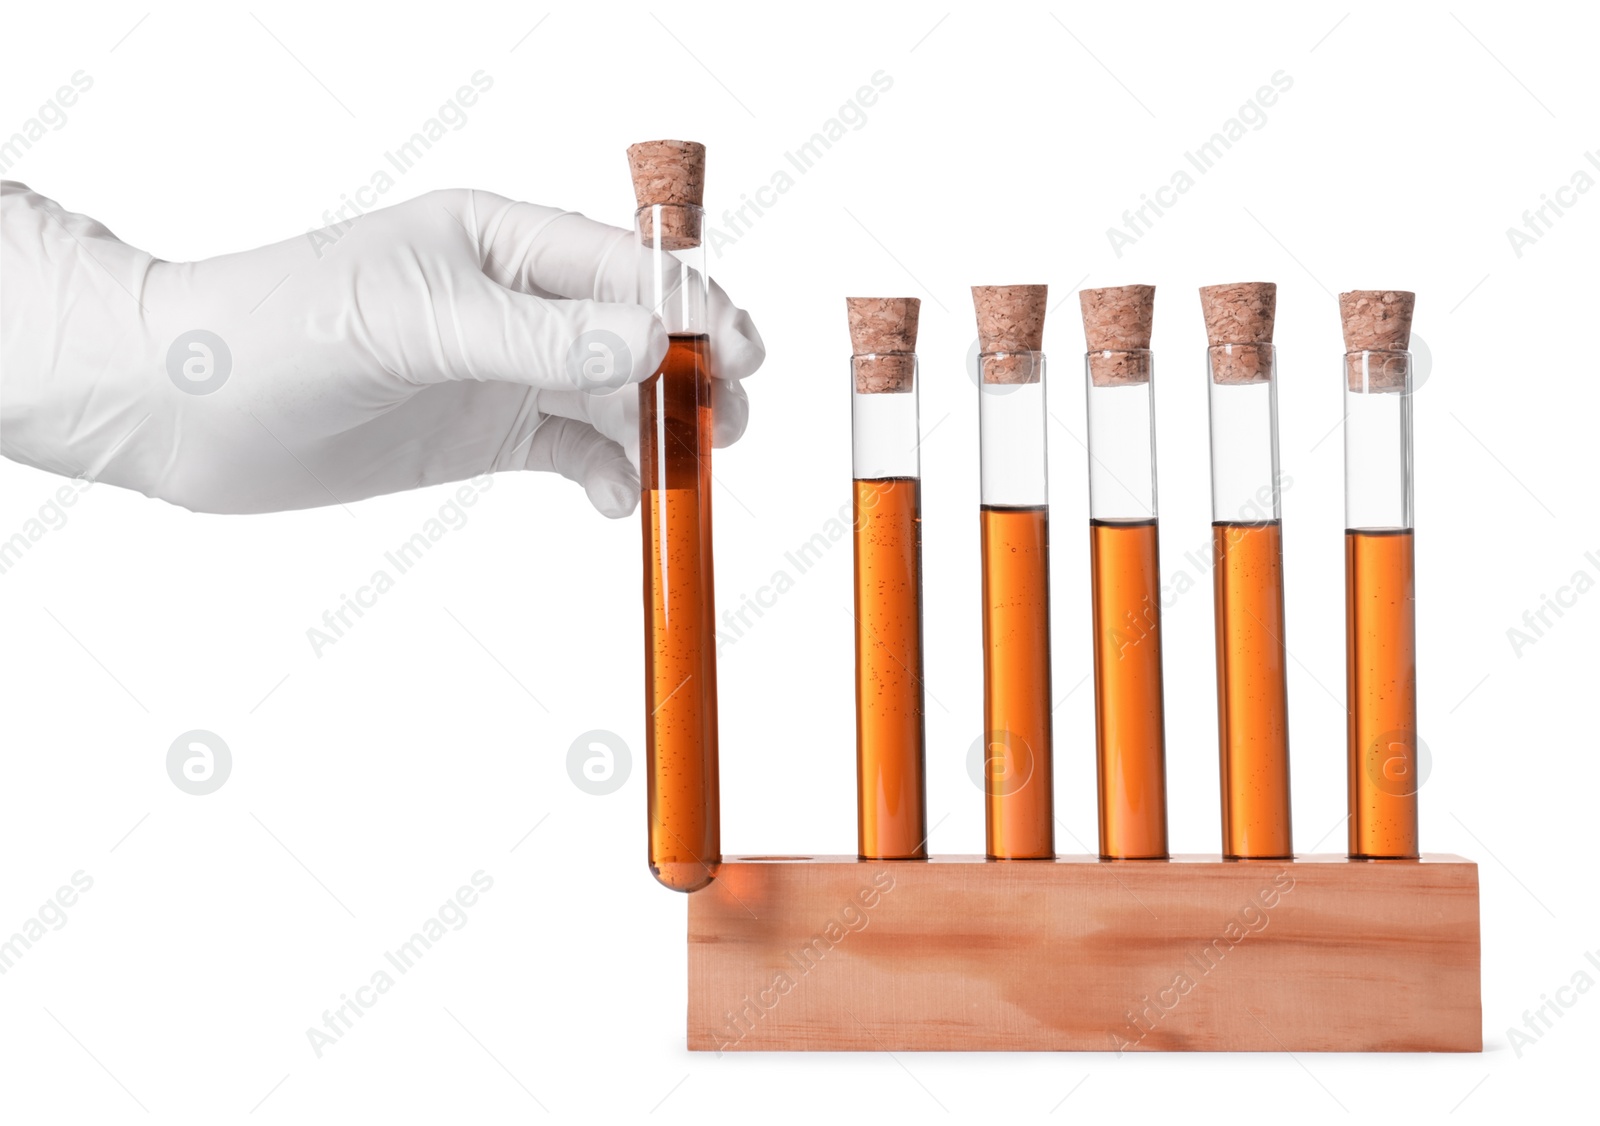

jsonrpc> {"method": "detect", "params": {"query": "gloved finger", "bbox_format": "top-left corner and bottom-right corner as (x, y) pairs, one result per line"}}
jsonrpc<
(519, 414), (638, 518)
(711, 378), (749, 448)
(705, 277), (765, 383)
(480, 203), (629, 300)
(536, 375), (748, 460)
(534, 387), (637, 462)
(483, 205), (764, 381)
(397, 275), (669, 393)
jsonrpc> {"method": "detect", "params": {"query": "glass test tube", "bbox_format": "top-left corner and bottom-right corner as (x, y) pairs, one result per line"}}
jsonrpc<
(973, 285), (1055, 860)
(1340, 290), (1419, 860)
(1201, 283), (1292, 860)
(630, 141), (719, 891)
(1080, 285), (1169, 860)
(847, 298), (929, 860)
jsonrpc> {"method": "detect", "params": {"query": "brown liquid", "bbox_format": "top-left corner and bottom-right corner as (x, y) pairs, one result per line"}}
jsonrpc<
(1345, 528), (1419, 859)
(640, 334), (720, 891)
(853, 478), (929, 859)
(980, 505), (1055, 859)
(1089, 518), (1169, 859)
(1212, 521), (1292, 859)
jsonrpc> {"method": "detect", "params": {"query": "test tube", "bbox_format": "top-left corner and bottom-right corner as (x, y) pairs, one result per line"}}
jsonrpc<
(973, 285), (1055, 860)
(1340, 290), (1419, 860)
(1200, 283), (1292, 860)
(847, 297), (929, 860)
(1080, 285), (1169, 860)
(629, 140), (720, 891)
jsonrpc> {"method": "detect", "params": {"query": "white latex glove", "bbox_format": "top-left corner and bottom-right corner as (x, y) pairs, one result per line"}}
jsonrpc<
(0, 182), (763, 516)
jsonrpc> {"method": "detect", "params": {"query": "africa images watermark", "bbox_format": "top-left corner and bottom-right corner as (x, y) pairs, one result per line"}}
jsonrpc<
(1505, 148), (1599, 258)
(0, 475), (93, 577)
(1159, 472), (1293, 604)
(705, 70), (894, 257)
(1507, 944), (1600, 1057)
(1106, 70), (1294, 257)
(306, 70), (495, 259)
(716, 491), (876, 655)
(0, 871), (95, 977)
(1111, 869), (1296, 1052)
(1504, 546), (1600, 657)
(566, 729), (631, 796)
(305, 474), (493, 657)
(705, 869), (896, 1053)
(0, 71), (93, 174)
(306, 870), (495, 1058)
(167, 729), (232, 795)
(1107, 472), (1294, 659)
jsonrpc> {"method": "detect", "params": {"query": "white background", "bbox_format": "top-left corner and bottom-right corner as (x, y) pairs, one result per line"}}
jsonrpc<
(2, 1), (1597, 1122)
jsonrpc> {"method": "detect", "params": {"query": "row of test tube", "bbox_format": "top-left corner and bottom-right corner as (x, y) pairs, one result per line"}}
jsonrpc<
(622, 139), (1417, 891)
(847, 284), (1420, 866)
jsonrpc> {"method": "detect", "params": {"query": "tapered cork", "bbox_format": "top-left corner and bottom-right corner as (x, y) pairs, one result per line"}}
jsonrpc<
(847, 297), (920, 393)
(1200, 282), (1276, 385)
(972, 285), (1047, 385)
(627, 139), (706, 251)
(1080, 285), (1155, 386)
(1339, 290), (1415, 393)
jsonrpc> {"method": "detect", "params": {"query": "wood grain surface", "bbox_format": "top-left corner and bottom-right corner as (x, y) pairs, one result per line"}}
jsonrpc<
(687, 855), (1480, 1052)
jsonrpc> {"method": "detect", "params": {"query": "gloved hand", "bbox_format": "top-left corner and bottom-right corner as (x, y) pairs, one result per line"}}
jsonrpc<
(0, 182), (763, 516)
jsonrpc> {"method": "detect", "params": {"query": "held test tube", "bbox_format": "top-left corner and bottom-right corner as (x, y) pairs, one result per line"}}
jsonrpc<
(973, 285), (1055, 860)
(1340, 290), (1419, 860)
(847, 298), (929, 860)
(629, 140), (720, 891)
(1080, 286), (1170, 860)
(1200, 283), (1293, 860)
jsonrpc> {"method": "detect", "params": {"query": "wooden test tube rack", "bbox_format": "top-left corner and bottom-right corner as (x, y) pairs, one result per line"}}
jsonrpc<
(688, 854), (1481, 1052)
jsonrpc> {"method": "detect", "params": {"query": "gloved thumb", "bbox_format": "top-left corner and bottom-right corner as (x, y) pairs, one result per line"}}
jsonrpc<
(521, 415), (639, 518)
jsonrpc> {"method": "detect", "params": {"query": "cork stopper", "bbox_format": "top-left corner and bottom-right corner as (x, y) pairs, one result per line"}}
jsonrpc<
(1339, 290), (1415, 393)
(626, 139), (706, 251)
(1200, 282), (1276, 385)
(972, 285), (1047, 385)
(1080, 285), (1155, 386)
(846, 297), (920, 393)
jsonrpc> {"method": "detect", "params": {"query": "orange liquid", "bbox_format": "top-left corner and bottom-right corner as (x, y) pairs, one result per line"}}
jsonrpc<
(980, 505), (1055, 859)
(1089, 518), (1169, 859)
(1212, 521), (1293, 859)
(640, 335), (720, 891)
(1345, 529), (1419, 859)
(853, 478), (928, 859)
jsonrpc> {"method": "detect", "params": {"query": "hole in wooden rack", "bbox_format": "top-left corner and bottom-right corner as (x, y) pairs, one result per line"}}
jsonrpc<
(736, 855), (814, 862)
